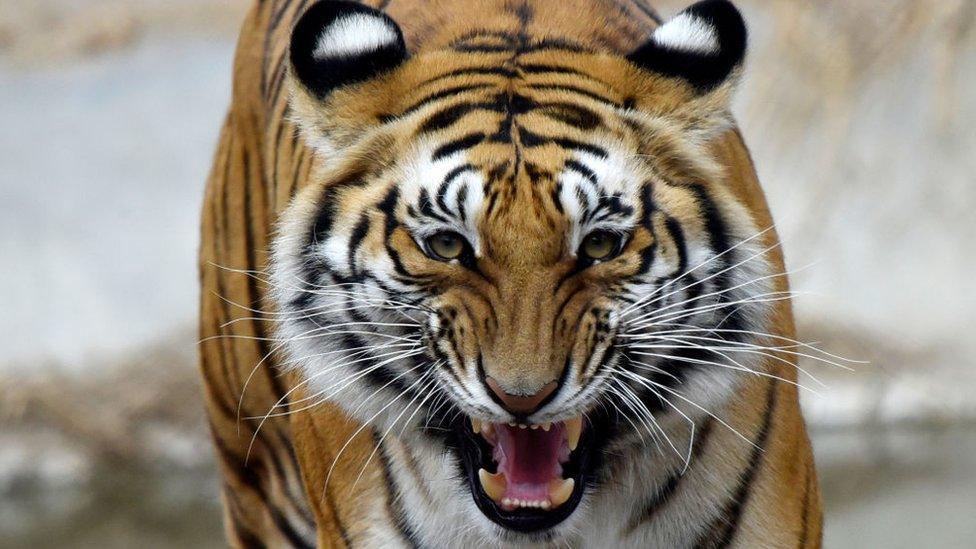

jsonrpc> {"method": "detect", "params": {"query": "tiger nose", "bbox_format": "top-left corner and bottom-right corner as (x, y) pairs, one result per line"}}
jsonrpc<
(485, 377), (559, 415)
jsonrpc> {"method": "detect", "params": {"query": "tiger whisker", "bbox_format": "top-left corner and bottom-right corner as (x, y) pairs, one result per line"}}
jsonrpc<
(623, 329), (857, 373)
(602, 383), (651, 449)
(608, 367), (757, 450)
(622, 238), (784, 321)
(618, 225), (776, 317)
(609, 379), (661, 450)
(626, 291), (800, 329)
(398, 370), (447, 437)
(217, 298), (426, 327)
(624, 262), (811, 328)
(349, 371), (440, 492)
(612, 368), (698, 473)
(612, 378), (677, 457)
(632, 334), (827, 389)
(625, 323), (864, 367)
(622, 332), (836, 383)
(272, 347), (427, 409)
(625, 350), (820, 395)
(274, 341), (419, 371)
(265, 348), (427, 414)
(243, 349), (427, 461)
(322, 365), (434, 496)
(199, 327), (422, 345)
(235, 327), (414, 429)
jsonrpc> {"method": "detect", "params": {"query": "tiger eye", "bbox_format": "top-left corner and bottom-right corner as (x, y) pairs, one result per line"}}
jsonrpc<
(580, 231), (621, 262)
(426, 232), (466, 261)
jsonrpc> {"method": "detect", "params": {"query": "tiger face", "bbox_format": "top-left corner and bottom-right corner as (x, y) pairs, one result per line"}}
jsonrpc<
(273, 0), (772, 538)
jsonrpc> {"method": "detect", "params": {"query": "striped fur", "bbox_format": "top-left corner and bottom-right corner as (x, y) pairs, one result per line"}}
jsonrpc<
(199, 0), (823, 546)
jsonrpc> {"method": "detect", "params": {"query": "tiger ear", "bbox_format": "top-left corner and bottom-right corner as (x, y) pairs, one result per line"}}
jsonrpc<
(627, 0), (746, 93)
(289, 0), (408, 99)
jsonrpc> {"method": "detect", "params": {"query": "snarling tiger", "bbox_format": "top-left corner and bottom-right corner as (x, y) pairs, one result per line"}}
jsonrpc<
(199, 0), (823, 546)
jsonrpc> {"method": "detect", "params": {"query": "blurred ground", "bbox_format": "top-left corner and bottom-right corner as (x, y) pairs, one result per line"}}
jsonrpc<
(1, 0), (974, 547)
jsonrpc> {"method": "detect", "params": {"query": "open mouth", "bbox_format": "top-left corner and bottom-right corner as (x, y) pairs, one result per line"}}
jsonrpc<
(455, 416), (594, 532)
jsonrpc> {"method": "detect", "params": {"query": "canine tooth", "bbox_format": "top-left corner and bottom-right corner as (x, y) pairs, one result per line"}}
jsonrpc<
(549, 478), (575, 508)
(478, 468), (507, 502)
(542, 422), (552, 431)
(565, 417), (583, 451)
(471, 418), (482, 434)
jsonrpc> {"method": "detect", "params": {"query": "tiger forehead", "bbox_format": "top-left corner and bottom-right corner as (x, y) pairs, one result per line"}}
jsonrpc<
(388, 51), (646, 217)
(388, 49), (631, 127)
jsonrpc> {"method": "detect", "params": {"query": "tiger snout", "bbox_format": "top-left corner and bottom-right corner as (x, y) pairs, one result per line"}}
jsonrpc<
(426, 285), (619, 420)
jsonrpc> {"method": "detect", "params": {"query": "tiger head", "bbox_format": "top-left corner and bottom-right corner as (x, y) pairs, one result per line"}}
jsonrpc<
(273, 0), (773, 539)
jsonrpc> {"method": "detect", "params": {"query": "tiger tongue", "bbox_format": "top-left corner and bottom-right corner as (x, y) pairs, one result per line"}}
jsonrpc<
(492, 423), (570, 505)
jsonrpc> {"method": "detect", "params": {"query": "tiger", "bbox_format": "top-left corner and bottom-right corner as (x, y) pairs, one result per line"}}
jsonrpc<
(198, 0), (824, 546)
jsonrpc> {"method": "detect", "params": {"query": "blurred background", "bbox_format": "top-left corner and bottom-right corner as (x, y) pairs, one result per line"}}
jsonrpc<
(1, 0), (973, 547)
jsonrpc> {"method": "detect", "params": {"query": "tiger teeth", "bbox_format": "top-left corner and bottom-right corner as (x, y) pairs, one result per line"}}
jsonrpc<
(471, 418), (482, 434)
(478, 468), (507, 502)
(565, 417), (583, 451)
(542, 422), (552, 431)
(548, 478), (575, 508)
(501, 497), (551, 510)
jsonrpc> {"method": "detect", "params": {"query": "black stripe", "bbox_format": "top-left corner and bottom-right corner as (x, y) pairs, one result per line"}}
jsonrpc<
(417, 187), (450, 223)
(396, 83), (494, 118)
(798, 462), (813, 548)
(454, 184), (470, 223)
(432, 132), (486, 161)
(520, 128), (607, 157)
(664, 215), (688, 278)
(538, 102), (602, 130)
(225, 487), (268, 549)
(525, 83), (620, 107)
(347, 212), (371, 277)
(376, 436), (422, 548)
(634, 184), (658, 274)
(453, 39), (590, 54)
(421, 66), (517, 88)
(518, 62), (596, 80)
(444, 163), (476, 186)
(686, 184), (731, 266)
(212, 428), (314, 549)
(418, 101), (499, 133)
(305, 168), (373, 249)
(626, 419), (714, 532)
(695, 380), (778, 548)
(377, 185), (425, 285)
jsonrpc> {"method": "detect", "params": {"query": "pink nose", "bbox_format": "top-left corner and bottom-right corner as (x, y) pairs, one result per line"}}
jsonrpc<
(485, 377), (558, 414)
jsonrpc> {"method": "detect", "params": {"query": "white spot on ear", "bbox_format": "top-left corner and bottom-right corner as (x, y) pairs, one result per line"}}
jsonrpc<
(652, 13), (720, 55)
(313, 13), (398, 60)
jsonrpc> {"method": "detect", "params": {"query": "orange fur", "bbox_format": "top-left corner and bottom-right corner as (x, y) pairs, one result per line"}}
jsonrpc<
(199, 1), (822, 546)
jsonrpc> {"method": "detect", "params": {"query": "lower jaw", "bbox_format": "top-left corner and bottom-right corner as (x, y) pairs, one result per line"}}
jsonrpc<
(453, 419), (598, 533)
